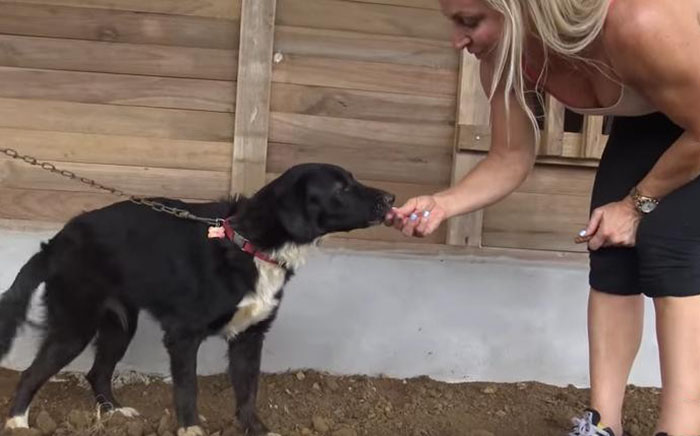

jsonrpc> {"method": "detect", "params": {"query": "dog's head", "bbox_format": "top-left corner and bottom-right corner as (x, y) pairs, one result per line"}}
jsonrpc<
(256, 163), (395, 244)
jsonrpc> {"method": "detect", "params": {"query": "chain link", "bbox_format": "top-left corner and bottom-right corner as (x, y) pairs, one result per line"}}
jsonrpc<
(1, 147), (224, 227)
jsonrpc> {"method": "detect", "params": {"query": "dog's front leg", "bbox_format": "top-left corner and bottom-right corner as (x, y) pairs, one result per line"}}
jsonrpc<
(164, 332), (204, 436)
(227, 328), (274, 436)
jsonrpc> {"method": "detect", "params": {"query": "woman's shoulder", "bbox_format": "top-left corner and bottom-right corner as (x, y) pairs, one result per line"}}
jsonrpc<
(604, 0), (679, 54)
(603, 0), (691, 84)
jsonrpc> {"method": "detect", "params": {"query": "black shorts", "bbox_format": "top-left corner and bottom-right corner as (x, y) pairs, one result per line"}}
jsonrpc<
(589, 112), (700, 298)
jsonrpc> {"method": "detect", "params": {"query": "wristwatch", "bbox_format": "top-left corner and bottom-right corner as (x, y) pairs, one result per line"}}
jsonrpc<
(629, 186), (659, 214)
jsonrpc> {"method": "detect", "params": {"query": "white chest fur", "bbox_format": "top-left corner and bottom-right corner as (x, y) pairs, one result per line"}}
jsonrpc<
(222, 243), (308, 339)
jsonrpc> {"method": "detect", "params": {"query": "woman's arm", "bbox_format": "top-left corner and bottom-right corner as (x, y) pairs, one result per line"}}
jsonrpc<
(387, 59), (537, 237)
(581, 2), (700, 250)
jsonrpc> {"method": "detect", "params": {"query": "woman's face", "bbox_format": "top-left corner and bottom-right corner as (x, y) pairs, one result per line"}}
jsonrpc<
(438, 0), (504, 59)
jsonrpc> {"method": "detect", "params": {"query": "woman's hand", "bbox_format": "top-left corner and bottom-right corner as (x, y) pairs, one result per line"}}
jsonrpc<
(575, 196), (642, 250)
(384, 195), (449, 237)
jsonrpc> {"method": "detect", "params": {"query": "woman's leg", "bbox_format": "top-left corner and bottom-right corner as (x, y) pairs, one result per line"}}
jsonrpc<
(588, 289), (645, 435)
(653, 295), (700, 435)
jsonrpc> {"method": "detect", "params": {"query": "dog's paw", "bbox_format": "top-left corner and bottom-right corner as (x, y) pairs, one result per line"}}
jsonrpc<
(177, 425), (205, 436)
(111, 407), (140, 418)
(4, 414), (29, 429)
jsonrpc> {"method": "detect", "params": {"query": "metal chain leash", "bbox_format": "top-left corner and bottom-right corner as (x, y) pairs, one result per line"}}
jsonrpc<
(1, 147), (224, 227)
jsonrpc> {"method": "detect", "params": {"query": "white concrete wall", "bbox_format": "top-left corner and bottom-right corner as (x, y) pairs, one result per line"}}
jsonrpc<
(0, 228), (661, 387)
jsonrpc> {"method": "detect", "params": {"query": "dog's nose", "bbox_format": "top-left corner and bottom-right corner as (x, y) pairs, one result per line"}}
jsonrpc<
(382, 193), (395, 206)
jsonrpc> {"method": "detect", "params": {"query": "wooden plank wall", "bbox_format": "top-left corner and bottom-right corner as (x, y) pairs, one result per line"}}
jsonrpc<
(0, 0), (457, 246)
(267, 0), (456, 244)
(0, 0), (607, 254)
(0, 0), (241, 222)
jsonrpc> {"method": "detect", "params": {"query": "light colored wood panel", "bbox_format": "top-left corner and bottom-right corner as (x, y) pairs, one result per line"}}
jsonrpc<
(0, 2), (238, 49)
(457, 126), (601, 167)
(0, 98), (233, 141)
(0, 128), (231, 171)
(447, 152), (484, 247)
(518, 164), (596, 197)
(456, 124), (492, 152)
(277, 0), (450, 41)
(269, 112), (453, 149)
(342, 0), (440, 9)
(482, 191), (590, 252)
(0, 187), (117, 222)
(5, 0), (241, 19)
(231, 0), (276, 196)
(274, 25), (456, 69)
(581, 115), (606, 159)
(540, 94), (565, 156)
(0, 35), (237, 80)
(0, 67), (235, 112)
(268, 141), (451, 185)
(271, 82), (455, 123)
(457, 51), (489, 126)
(272, 54), (456, 96)
(0, 158), (229, 199)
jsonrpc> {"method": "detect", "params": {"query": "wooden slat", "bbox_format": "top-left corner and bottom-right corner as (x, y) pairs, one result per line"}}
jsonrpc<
(342, 0), (440, 9)
(0, 158), (229, 200)
(0, 187), (117, 222)
(0, 67), (235, 112)
(230, 0), (276, 196)
(517, 164), (595, 197)
(482, 191), (590, 252)
(479, 163), (596, 252)
(0, 35), (237, 80)
(6, 0), (242, 19)
(0, 98), (233, 142)
(539, 94), (565, 156)
(446, 152), (484, 247)
(267, 142), (451, 185)
(272, 54), (456, 96)
(0, 2), (239, 49)
(269, 112), (452, 150)
(277, 0), (450, 41)
(271, 82), (455, 124)
(456, 124), (491, 151)
(274, 25), (457, 69)
(581, 115), (606, 159)
(0, 128), (231, 171)
(457, 52), (489, 126)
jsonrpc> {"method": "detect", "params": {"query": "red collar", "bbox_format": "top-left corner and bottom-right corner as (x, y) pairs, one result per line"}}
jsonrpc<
(214, 219), (281, 267)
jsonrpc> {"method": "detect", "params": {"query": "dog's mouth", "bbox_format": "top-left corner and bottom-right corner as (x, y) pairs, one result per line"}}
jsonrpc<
(368, 192), (395, 225)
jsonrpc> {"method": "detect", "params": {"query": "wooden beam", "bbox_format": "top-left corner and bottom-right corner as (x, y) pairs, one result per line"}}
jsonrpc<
(447, 51), (489, 247)
(581, 115), (606, 159)
(539, 94), (564, 156)
(230, 0), (276, 196)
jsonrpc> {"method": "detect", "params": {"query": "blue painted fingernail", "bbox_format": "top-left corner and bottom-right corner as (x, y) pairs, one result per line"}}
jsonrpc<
(578, 230), (587, 237)
(410, 213), (418, 221)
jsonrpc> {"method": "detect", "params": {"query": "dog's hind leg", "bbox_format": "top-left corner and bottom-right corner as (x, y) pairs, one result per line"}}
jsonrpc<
(86, 302), (139, 416)
(6, 326), (95, 429)
(163, 331), (204, 435)
(227, 327), (277, 436)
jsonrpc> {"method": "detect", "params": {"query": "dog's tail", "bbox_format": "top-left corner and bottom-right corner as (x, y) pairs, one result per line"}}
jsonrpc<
(0, 248), (49, 359)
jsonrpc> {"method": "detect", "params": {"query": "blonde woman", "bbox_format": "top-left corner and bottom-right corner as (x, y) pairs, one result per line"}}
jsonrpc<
(386, 0), (700, 435)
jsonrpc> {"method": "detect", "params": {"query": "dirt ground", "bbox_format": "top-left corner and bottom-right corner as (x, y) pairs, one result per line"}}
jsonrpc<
(0, 367), (660, 436)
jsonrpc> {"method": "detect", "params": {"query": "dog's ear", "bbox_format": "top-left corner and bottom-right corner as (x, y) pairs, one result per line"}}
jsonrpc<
(275, 182), (322, 243)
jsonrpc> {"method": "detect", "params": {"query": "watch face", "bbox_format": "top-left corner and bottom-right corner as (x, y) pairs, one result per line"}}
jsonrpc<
(640, 200), (656, 213)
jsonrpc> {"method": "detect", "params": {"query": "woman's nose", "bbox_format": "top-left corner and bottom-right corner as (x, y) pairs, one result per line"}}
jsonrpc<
(451, 29), (471, 50)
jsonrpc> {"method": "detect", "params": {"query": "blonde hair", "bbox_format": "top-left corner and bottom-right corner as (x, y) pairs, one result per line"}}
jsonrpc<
(482, 0), (612, 142)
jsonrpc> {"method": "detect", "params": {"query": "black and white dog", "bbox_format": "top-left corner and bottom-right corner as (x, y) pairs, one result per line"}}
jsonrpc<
(0, 163), (394, 436)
